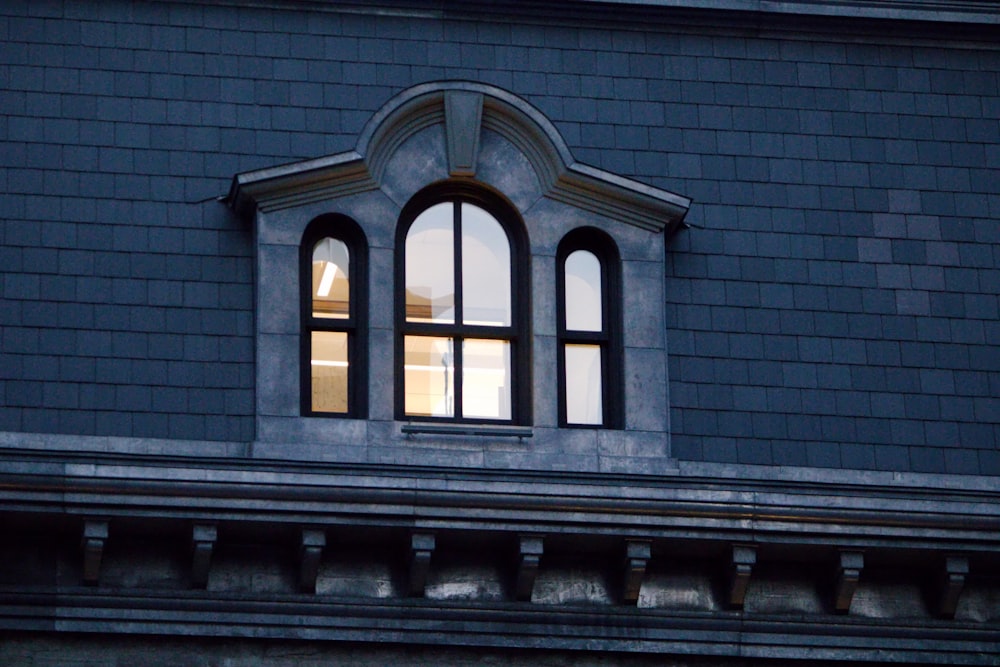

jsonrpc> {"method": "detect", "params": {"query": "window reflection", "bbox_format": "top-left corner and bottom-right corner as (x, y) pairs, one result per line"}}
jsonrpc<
(565, 344), (602, 425)
(405, 203), (455, 323)
(564, 250), (601, 332)
(462, 203), (511, 326)
(462, 338), (511, 419)
(312, 238), (350, 319)
(404, 335), (455, 417)
(311, 331), (349, 413)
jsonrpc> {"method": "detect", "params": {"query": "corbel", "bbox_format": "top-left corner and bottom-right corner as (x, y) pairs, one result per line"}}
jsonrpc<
(834, 550), (864, 614)
(299, 528), (326, 594)
(190, 523), (217, 589)
(81, 520), (109, 585)
(622, 539), (651, 605)
(514, 536), (544, 602)
(728, 544), (757, 609)
(937, 555), (969, 619)
(409, 532), (435, 597)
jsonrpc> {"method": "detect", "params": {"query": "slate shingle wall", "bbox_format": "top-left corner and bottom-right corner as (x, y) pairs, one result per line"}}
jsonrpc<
(0, 0), (997, 472)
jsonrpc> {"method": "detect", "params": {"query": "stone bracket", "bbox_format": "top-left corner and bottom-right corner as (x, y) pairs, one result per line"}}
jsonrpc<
(623, 540), (651, 605)
(835, 550), (864, 614)
(299, 528), (326, 594)
(81, 520), (108, 586)
(938, 555), (969, 619)
(728, 544), (757, 609)
(409, 532), (435, 597)
(515, 535), (544, 602)
(191, 523), (217, 589)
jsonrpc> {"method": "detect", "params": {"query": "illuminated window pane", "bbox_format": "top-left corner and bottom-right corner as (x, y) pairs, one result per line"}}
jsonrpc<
(462, 203), (511, 326)
(404, 335), (455, 417)
(405, 203), (455, 323)
(565, 250), (602, 332)
(462, 338), (511, 420)
(312, 238), (350, 319)
(311, 331), (348, 413)
(565, 344), (602, 425)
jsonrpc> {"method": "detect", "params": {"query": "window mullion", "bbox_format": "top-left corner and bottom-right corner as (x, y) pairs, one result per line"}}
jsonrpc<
(453, 200), (464, 419)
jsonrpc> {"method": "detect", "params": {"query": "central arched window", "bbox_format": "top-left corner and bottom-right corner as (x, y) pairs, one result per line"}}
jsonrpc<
(396, 184), (529, 424)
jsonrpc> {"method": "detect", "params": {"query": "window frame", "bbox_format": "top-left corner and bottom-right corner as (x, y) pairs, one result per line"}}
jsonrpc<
(300, 214), (368, 419)
(556, 227), (623, 429)
(394, 181), (531, 425)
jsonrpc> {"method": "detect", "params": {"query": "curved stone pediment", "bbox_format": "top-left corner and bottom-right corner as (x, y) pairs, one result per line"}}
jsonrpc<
(228, 81), (691, 235)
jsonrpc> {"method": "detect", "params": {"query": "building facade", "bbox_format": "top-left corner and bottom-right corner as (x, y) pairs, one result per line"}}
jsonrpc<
(1, 0), (998, 664)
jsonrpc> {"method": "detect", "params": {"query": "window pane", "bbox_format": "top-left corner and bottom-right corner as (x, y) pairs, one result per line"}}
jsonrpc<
(406, 203), (455, 323)
(565, 344), (602, 425)
(404, 335), (455, 417)
(462, 338), (511, 420)
(312, 238), (350, 319)
(461, 203), (511, 326)
(564, 250), (602, 332)
(311, 331), (349, 413)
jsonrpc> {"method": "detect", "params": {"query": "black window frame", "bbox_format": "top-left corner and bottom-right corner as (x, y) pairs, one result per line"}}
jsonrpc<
(556, 227), (623, 429)
(394, 181), (531, 425)
(300, 213), (368, 418)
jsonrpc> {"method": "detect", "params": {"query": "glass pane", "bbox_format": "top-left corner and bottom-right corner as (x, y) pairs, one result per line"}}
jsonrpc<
(462, 338), (511, 420)
(404, 335), (455, 417)
(312, 238), (350, 319)
(565, 250), (602, 332)
(311, 331), (348, 413)
(461, 203), (511, 326)
(565, 344), (602, 425)
(406, 203), (454, 323)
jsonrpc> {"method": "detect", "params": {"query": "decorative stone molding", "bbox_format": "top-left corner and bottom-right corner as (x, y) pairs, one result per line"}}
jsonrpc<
(515, 535), (544, 602)
(190, 523), (217, 589)
(80, 520), (108, 586)
(409, 532), (435, 597)
(299, 528), (326, 594)
(227, 82), (691, 234)
(728, 544), (756, 609)
(622, 539), (651, 604)
(835, 550), (864, 614)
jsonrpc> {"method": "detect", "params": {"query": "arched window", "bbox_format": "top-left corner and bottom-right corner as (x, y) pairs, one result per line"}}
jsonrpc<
(301, 214), (367, 417)
(396, 183), (529, 424)
(557, 228), (622, 428)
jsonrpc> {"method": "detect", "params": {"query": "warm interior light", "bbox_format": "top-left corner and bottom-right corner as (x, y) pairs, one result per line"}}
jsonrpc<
(317, 262), (337, 297)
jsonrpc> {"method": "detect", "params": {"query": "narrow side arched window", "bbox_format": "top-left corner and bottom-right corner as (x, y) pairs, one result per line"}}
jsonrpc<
(556, 228), (622, 428)
(301, 214), (367, 418)
(395, 183), (530, 424)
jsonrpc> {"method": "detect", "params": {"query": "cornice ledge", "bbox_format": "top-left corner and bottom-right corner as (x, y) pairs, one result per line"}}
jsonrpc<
(226, 151), (376, 218)
(572, 0), (1000, 25)
(1, 589), (997, 661)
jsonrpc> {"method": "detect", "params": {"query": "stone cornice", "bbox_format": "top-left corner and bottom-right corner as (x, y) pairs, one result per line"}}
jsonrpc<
(573, 0), (1000, 24)
(1, 445), (998, 552)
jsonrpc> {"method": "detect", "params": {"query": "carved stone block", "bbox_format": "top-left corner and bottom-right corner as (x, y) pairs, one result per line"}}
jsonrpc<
(623, 540), (651, 605)
(728, 545), (757, 609)
(938, 555), (969, 619)
(515, 536), (544, 601)
(81, 520), (108, 586)
(835, 550), (864, 614)
(409, 532), (435, 597)
(191, 523), (217, 589)
(299, 528), (326, 594)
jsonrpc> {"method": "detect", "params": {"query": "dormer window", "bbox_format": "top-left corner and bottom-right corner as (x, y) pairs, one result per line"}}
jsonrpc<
(229, 81), (688, 469)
